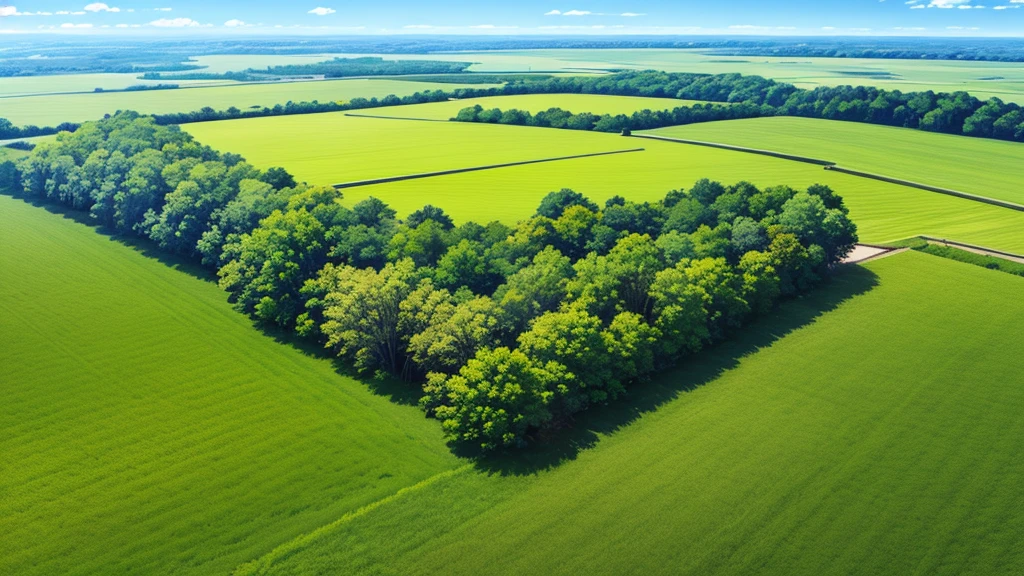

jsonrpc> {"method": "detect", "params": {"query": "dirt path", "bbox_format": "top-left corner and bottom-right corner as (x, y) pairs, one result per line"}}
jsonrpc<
(842, 244), (908, 265)
(922, 236), (1024, 264)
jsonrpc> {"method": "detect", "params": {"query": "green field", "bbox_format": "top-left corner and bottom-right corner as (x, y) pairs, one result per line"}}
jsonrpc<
(184, 112), (633, 184)
(0, 79), (500, 127)
(237, 250), (1024, 576)
(645, 117), (1024, 206)
(0, 147), (28, 162)
(188, 112), (1024, 253)
(364, 49), (1024, 104)
(0, 195), (462, 575)
(360, 93), (700, 120)
(0, 72), (225, 98)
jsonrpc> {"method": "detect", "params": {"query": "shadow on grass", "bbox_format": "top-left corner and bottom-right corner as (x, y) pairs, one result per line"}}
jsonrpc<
(470, 264), (881, 477)
(4, 192), (216, 283)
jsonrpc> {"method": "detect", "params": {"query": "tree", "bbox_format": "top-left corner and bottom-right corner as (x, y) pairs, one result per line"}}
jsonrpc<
(535, 188), (598, 219)
(424, 347), (560, 450)
(493, 246), (574, 333)
(406, 204), (455, 230)
(409, 296), (503, 376)
(321, 259), (419, 375)
(518, 304), (616, 414)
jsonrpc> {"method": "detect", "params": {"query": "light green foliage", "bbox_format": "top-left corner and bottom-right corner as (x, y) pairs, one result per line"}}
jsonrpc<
(408, 295), (504, 376)
(647, 116), (1024, 206)
(0, 195), (459, 576)
(235, 251), (1024, 576)
(424, 347), (560, 450)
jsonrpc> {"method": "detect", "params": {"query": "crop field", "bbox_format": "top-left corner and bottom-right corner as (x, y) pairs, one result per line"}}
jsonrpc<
(375, 49), (1024, 104)
(0, 147), (28, 161)
(235, 250), (1024, 576)
(360, 93), (699, 120)
(0, 72), (225, 99)
(190, 113), (1024, 252)
(0, 195), (462, 576)
(645, 117), (1024, 206)
(184, 112), (635, 184)
(0, 79), (500, 127)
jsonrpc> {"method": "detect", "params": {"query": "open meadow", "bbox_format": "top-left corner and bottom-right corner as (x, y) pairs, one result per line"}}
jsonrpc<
(0, 79), (500, 127)
(236, 250), (1024, 575)
(187, 111), (1024, 253)
(645, 117), (1024, 207)
(0, 195), (462, 576)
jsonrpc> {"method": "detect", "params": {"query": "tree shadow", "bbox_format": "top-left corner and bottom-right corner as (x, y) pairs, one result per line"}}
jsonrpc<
(4, 192), (216, 283)
(470, 264), (881, 477)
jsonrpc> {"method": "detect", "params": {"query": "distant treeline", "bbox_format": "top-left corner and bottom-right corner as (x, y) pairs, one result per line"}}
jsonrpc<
(1, 112), (856, 451)
(451, 71), (1024, 143)
(145, 57), (474, 82)
(8, 71), (1024, 144)
(0, 117), (79, 141)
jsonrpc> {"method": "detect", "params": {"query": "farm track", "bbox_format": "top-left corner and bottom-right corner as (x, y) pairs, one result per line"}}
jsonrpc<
(332, 148), (646, 189)
(631, 133), (1024, 213)
(920, 236), (1024, 264)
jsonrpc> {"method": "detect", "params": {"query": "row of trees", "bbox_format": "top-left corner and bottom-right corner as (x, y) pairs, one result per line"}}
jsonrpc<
(2, 112), (857, 451)
(7, 70), (1023, 144)
(450, 72), (1024, 142)
(0, 118), (79, 141)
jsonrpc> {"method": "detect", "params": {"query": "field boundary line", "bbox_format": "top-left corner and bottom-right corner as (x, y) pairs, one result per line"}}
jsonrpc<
(332, 148), (646, 189)
(823, 166), (1024, 213)
(919, 236), (1024, 264)
(629, 133), (836, 166)
(232, 464), (474, 576)
(633, 132), (1024, 213)
(343, 112), (449, 122)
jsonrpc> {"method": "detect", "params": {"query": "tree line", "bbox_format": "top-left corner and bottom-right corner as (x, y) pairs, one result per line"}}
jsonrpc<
(450, 71), (1024, 142)
(8, 71), (1024, 144)
(1, 112), (857, 452)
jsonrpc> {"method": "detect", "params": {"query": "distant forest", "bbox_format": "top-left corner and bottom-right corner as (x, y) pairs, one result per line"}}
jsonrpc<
(143, 57), (473, 82)
(3, 36), (1024, 77)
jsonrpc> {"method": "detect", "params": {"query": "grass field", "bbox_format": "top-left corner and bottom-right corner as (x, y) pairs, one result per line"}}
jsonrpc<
(0, 147), (28, 162)
(236, 250), (1024, 576)
(0, 194), (462, 575)
(0, 79), (501, 127)
(359, 94), (701, 120)
(644, 117), (1024, 206)
(184, 112), (634, 184)
(187, 113), (1024, 252)
(0, 72), (225, 99)
(369, 49), (1024, 104)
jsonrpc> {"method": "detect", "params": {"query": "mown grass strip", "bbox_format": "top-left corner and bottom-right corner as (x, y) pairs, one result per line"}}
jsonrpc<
(629, 133), (836, 166)
(332, 148), (646, 189)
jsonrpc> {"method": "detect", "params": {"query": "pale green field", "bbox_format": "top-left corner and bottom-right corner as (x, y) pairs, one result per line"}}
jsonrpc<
(0, 147), (28, 162)
(0, 194), (461, 575)
(359, 93), (700, 120)
(0, 73), (223, 98)
(239, 251), (1024, 576)
(0, 79), (500, 127)
(184, 113), (631, 184)
(190, 113), (1024, 252)
(645, 117), (1024, 206)
(355, 49), (1024, 104)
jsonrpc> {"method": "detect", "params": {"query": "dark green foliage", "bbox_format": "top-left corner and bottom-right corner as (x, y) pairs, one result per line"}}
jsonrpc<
(11, 113), (856, 453)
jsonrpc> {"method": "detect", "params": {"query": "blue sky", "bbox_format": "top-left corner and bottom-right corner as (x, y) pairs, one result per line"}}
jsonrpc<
(0, 1), (1022, 36)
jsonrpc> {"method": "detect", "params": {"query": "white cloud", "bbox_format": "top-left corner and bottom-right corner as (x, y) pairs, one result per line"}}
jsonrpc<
(84, 3), (120, 13)
(620, 12), (646, 16)
(0, 7), (17, 17)
(308, 7), (336, 16)
(60, 22), (93, 28)
(544, 10), (561, 15)
(154, 7), (172, 11)
(224, 19), (248, 27)
(150, 17), (204, 27)
(563, 10), (592, 16)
